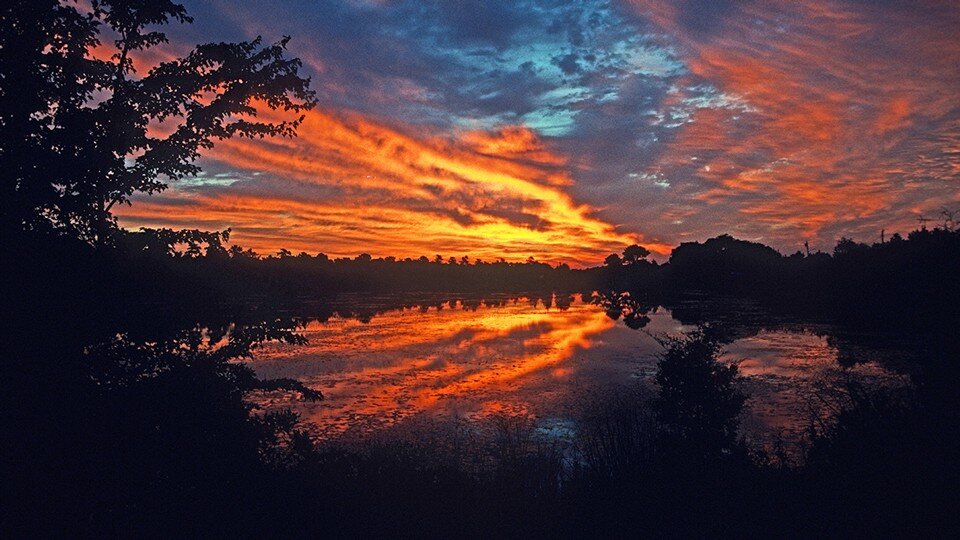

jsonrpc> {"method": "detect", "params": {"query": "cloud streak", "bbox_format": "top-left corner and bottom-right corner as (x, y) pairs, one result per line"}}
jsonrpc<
(118, 108), (657, 263)
(625, 0), (960, 247)
(114, 0), (959, 259)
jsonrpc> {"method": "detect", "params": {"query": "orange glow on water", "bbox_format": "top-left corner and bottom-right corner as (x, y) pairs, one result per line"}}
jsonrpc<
(250, 296), (615, 437)
(245, 296), (899, 447)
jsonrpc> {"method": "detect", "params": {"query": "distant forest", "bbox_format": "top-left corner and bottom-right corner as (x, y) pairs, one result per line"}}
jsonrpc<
(12, 216), (958, 334)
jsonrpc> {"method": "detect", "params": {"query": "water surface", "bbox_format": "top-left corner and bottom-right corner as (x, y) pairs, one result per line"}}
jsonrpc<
(248, 293), (902, 446)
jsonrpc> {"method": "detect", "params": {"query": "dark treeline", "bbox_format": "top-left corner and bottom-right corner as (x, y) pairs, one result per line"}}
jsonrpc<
(4, 227), (595, 323)
(596, 224), (960, 336)
(13, 220), (958, 336)
(111, 226), (596, 295)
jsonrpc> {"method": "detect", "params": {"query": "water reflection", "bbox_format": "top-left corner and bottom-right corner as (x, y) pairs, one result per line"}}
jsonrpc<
(252, 296), (617, 437)
(247, 293), (899, 445)
(720, 330), (901, 441)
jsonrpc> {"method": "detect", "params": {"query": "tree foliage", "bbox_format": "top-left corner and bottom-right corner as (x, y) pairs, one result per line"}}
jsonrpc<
(0, 0), (316, 243)
(622, 244), (650, 264)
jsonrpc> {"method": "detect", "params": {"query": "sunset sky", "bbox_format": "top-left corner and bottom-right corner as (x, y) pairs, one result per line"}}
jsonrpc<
(115, 0), (960, 264)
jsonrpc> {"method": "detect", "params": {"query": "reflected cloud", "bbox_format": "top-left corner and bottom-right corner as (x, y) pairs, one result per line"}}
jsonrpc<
(250, 296), (615, 436)
(242, 294), (899, 447)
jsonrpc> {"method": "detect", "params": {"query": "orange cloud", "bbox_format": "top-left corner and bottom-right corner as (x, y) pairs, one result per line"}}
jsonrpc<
(461, 126), (568, 168)
(113, 0), (959, 258)
(117, 108), (667, 264)
(629, 0), (960, 248)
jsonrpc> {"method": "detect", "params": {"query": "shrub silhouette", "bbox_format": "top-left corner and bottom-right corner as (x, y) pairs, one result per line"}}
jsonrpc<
(653, 329), (746, 469)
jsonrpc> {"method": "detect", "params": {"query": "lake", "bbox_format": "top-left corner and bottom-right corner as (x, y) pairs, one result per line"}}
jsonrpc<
(246, 293), (906, 449)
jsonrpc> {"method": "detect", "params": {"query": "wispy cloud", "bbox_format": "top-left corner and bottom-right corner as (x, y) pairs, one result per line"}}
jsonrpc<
(116, 0), (960, 258)
(118, 108), (659, 263)
(625, 0), (960, 248)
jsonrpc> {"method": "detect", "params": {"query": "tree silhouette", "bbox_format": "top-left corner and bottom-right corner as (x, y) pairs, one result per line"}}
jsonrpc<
(604, 253), (622, 266)
(622, 244), (651, 264)
(1, 0), (316, 243)
(653, 329), (746, 467)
